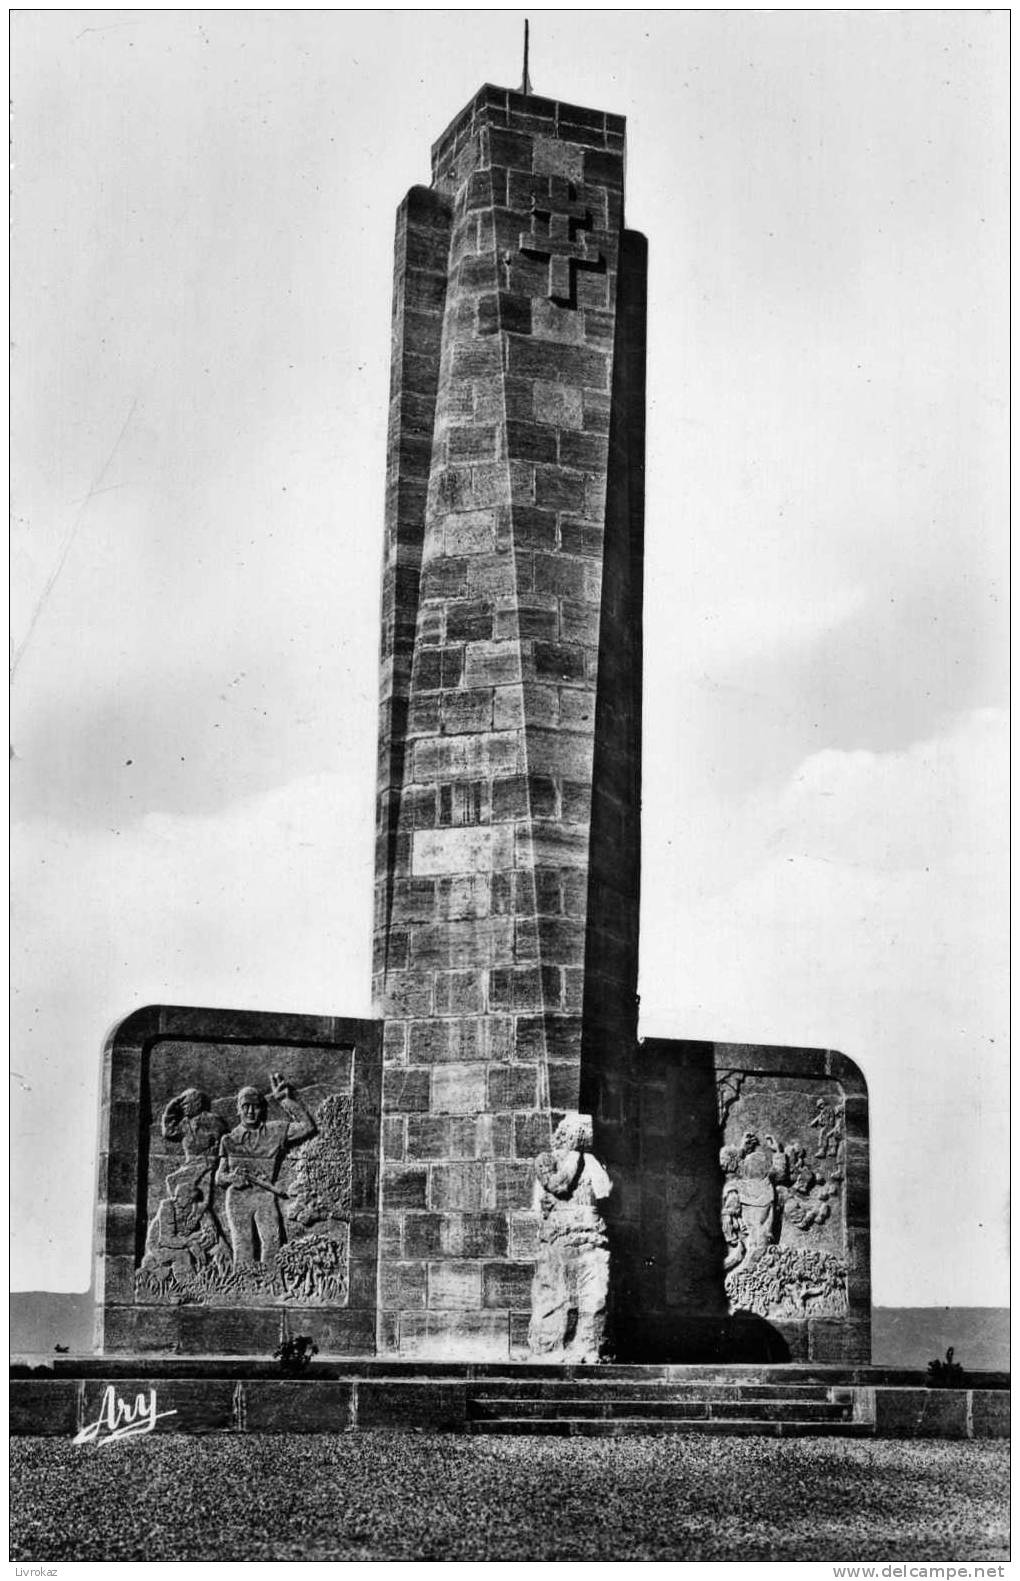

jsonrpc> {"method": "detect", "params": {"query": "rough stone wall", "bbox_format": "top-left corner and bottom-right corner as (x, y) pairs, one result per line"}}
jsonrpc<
(372, 85), (645, 1358)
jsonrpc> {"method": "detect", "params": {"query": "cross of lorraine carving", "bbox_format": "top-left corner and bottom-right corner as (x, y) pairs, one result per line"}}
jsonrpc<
(518, 176), (602, 306)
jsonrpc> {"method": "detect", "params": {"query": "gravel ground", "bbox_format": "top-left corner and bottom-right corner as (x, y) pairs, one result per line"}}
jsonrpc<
(10, 1434), (1009, 1563)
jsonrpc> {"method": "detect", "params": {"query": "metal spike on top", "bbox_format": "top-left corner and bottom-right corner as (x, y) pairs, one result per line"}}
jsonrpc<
(520, 18), (532, 96)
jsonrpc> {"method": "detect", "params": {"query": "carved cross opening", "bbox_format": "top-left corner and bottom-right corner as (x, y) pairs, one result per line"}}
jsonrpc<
(518, 176), (602, 305)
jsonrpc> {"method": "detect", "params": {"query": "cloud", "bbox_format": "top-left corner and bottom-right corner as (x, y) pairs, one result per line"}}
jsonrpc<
(775, 707), (1006, 873)
(11, 771), (374, 1289)
(640, 707), (1008, 1304)
(678, 585), (869, 674)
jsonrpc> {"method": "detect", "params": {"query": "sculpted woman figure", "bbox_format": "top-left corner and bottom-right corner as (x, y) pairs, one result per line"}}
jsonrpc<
(528, 1112), (613, 1364)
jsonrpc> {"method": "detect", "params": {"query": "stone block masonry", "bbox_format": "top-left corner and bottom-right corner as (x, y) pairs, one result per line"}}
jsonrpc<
(373, 85), (646, 1358)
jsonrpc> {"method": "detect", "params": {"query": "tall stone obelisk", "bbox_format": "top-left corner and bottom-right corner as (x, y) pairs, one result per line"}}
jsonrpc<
(373, 84), (646, 1357)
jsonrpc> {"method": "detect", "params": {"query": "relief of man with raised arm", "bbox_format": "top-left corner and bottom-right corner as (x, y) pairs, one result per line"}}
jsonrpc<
(216, 1074), (315, 1266)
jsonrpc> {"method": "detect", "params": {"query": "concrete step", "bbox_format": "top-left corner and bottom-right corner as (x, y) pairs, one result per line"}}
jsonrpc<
(468, 1380), (838, 1402)
(469, 1396), (851, 1422)
(467, 1417), (876, 1438)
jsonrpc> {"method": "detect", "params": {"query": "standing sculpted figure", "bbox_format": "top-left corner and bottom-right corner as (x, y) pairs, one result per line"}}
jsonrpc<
(216, 1075), (315, 1266)
(160, 1087), (226, 1204)
(528, 1112), (613, 1364)
(139, 1087), (230, 1288)
(809, 1097), (842, 1160)
(719, 1130), (790, 1277)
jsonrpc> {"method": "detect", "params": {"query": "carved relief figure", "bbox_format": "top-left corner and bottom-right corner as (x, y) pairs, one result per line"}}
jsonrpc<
(136, 1075), (354, 1307)
(140, 1168), (229, 1290)
(716, 1087), (849, 1321)
(721, 1173), (746, 1273)
(216, 1075), (315, 1265)
(781, 1142), (838, 1231)
(138, 1088), (229, 1291)
(809, 1096), (843, 1160)
(528, 1112), (612, 1364)
(159, 1087), (226, 1204)
(718, 1131), (789, 1278)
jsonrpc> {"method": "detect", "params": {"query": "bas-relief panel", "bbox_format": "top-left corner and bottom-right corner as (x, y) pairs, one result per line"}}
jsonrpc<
(135, 1046), (356, 1308)
(717, 1073), (848, 1322)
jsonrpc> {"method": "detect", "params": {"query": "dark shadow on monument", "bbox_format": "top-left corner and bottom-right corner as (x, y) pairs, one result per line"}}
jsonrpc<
(609, 1040), (792, 1364)
(588, 1027), (870, 1363)
(572, 232), (789, 1363)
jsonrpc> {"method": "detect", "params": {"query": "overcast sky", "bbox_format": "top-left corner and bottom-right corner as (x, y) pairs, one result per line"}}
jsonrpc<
(11, 11), (1008, 1304)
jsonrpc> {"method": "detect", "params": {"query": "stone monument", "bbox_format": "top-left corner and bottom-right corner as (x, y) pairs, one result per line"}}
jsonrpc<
(93, 79), (870, 1367)
(373, 83), (645, 1359)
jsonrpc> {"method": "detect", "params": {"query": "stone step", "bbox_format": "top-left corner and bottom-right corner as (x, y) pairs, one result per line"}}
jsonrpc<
(467, 1418), (876, 1438)
(709, 1398), (851, 1420)
(468, 1381), (839, 1402)
(10, 1374), (1008, 1439)
(469, 1396), (851, 1422)
(17, 1358), (1010, 1391)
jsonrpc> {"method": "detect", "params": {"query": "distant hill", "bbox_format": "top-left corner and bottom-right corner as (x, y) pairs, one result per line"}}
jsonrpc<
(9, 1293), (1009, 1368)
(872, 1307), (1009, 1371)
(10, 1291), (95, 1356)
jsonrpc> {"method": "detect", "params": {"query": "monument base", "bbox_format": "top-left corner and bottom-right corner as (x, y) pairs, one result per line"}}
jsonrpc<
(11, 1358), (1008, 1440)
(93, 1008), (874, 1364)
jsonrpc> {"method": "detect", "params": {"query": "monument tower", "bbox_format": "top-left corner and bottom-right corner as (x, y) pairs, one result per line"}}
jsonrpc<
(373, 82), (646, 1356)
(90, 71), (871, 1375)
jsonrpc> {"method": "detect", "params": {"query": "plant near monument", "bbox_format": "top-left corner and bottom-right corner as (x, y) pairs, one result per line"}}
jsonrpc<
(927, 1347), (965, 1388)
(274, 1334), (319, 1373)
